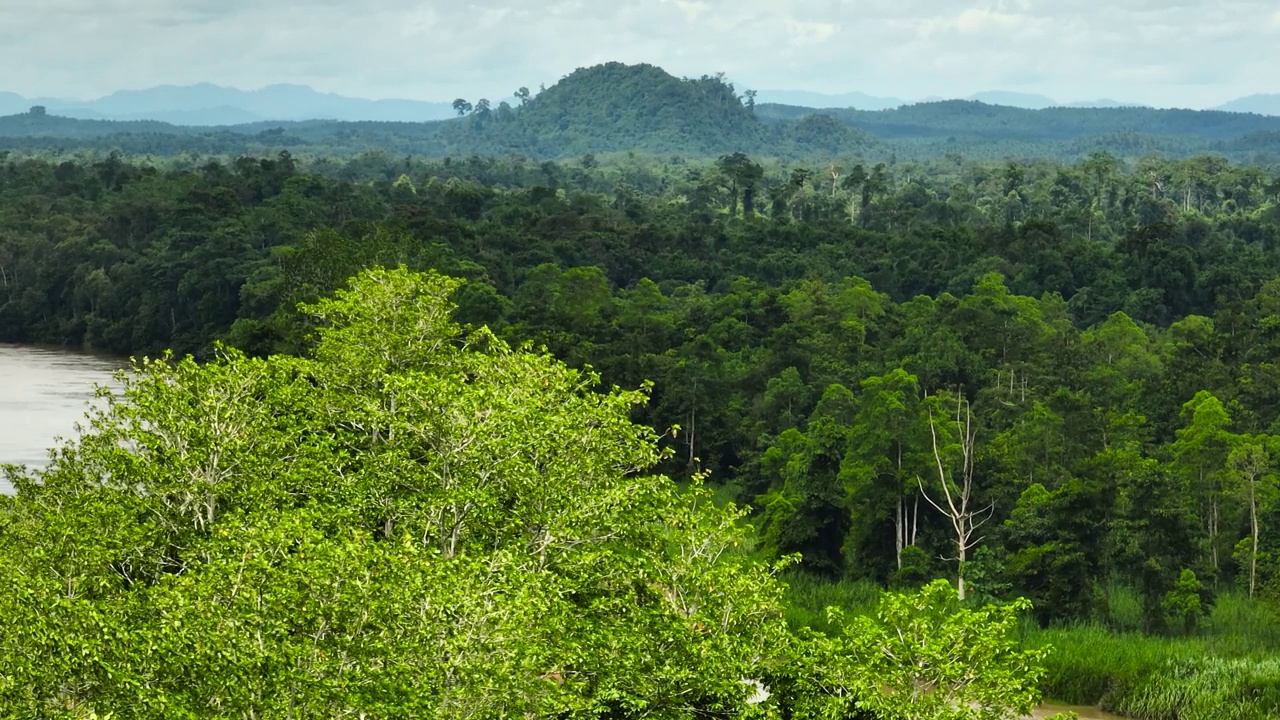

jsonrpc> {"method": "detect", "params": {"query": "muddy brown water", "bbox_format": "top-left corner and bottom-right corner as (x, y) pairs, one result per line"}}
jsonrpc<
(0, 344), (122, 492)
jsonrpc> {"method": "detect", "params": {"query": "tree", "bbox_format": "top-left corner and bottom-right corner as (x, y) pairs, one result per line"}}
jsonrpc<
(843, 369), (932, 575)
(716, 152), (764, 218)
(1162, 569), (1207, 635)
(451, 98), (472, 116)
(825, 580), (1064, 720)
(921, 394), (995, 601)
(1229, 437), (1275, 598)
(1172, 390), (1233, 577)
(0, 266), (795, 717)
(514, 86), (532, 106)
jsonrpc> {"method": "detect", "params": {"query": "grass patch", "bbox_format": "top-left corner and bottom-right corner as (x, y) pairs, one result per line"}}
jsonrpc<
(1031, 595), (1280, 720)
(780, 572), (882, 635)
(781, 575), (1280, 720)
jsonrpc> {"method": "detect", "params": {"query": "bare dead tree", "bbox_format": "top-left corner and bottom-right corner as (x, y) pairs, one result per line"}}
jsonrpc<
(919, 394), (995, 601)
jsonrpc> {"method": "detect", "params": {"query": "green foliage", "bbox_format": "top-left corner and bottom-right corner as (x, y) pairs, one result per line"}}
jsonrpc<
(780, 572), (882, 634)
(1161, 569), (1207, 635)
(889, 544), (937, 590)
(0, 267), (797, 717)
(6, 141), (1280, 716)
(1033, 622), (1280, 720)
(830, 580), (1057, 720)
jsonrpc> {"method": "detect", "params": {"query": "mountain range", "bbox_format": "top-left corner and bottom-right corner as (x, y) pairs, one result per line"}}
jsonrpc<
(754, 89), (1138, 111)
(3, 82), (1277, 126)
(2, 63), (1280, 165)
(0, 84), (456, 125)
(756, 89), (1280, 114)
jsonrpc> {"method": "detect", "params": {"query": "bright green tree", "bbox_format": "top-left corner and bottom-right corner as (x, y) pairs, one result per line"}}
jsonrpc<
(808, 580), (1065, 720)
(0, 266), (794, 718)
(1172, 390), (1234, 578)
(842, 368), (932, 578)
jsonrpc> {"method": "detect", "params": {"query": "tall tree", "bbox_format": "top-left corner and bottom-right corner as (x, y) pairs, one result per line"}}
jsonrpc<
(844, 369), (931, 574)
(1229, 437), (1275, 598)
(922, 394), (995, 601)
(1172, 390), (1234, 578)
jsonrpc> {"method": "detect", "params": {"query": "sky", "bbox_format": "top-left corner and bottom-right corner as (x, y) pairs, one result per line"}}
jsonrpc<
(1, 0), (1277, 108)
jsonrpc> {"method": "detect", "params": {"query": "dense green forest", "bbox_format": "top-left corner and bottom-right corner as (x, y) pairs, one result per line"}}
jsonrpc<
(4, 131), (1280, 716)
(4, 63), (1280, 164)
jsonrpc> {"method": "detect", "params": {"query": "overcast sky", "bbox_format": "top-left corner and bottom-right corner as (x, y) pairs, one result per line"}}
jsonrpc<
(2, 0), (1277, 108)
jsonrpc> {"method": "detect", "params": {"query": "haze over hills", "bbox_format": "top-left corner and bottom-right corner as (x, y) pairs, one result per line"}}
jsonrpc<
(2, 76), (1270, 125)
(758, 89), (1145, 111)
(1, 62), (1279, 164)
(0, 84), (456, 125)
(1215, 94), (1280, 116)
(754, 90), (907, 111)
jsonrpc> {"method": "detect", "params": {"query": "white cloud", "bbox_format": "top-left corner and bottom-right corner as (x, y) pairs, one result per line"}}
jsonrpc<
(950, 8), (1027, 34)
(784, 19), (837, 45)
(666, 0), (710, 23)
(0, 0), (1274, 108)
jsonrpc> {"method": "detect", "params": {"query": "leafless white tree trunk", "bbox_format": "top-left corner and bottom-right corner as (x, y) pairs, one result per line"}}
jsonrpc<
(920, 394), (994, 602)
(893, 443), (921, 570)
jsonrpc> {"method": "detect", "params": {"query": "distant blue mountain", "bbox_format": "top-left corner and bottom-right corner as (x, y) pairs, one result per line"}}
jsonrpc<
(755, 88), (1145, 112)
(1214, 94), (1280, 116)
(0, 84), (457, 125)
(755, 89), (905, 111)
(966, 91), (1058, 109)
(1062, 99), (1139, 109)
(964, 92), (1138, 109)
(3, 81), (1273, 128)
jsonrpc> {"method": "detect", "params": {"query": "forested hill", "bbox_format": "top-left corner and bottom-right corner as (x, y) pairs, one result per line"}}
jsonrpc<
(755, 101), (1280, 141)
(3, 62), (1280, 163)
(441, 62), (766, 155)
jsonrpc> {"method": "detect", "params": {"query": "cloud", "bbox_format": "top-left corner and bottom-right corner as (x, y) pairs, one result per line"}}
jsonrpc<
(0, 0), (1275, 108)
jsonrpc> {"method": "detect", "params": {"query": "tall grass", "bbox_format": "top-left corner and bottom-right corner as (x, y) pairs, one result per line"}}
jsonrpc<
(782, 573), (1280, 719)
(780, 572), (882, 634)
(1031, 593), (1280, 720)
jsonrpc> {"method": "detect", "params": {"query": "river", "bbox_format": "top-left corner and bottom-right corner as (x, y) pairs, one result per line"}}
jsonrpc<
(0, 344), (123, 493)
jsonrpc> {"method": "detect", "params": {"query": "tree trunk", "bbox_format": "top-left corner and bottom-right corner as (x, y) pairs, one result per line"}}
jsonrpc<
(895, 493), (904, 570)
(921, 395), (992, 606)
(894, 444), (905, 569)
(1251, 481), (1259, 599)
(1210, 495), (1220, 575)
(687, 380), (698, 471)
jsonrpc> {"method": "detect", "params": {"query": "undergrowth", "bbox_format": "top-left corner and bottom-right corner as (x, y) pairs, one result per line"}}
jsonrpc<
(1031, 592), (1280, 720)
(784, 574), (1280, 720)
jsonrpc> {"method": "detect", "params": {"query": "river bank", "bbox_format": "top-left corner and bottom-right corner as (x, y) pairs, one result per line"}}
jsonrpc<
(0, 344), (121, 490)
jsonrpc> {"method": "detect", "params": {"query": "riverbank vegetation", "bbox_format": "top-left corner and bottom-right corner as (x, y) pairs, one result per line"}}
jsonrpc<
(0, 266), (1066, 718)
(1, 133), (1280, 716)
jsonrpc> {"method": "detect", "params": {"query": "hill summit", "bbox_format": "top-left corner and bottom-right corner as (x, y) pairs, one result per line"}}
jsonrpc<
(438, 62), (876, 158)
(440, 62), (767, 155)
